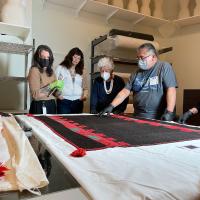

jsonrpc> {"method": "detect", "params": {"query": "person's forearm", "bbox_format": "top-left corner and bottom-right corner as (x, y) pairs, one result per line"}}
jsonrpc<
(82, 89), (88, 100)
(166, 87), (176, 112)
(111, 88), (130, 107)
(31, 92), (48, 100)
(31, 84), (53, 100)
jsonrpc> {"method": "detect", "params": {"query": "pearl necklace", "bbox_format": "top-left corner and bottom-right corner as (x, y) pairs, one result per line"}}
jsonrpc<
(104, 79), (113, 94)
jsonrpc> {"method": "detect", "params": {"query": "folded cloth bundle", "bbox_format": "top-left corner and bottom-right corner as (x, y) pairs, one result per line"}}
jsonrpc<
(0, 115), (48, 194)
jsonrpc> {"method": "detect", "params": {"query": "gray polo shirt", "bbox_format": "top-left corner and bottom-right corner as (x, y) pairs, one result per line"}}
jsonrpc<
(125, 60), (178, 119)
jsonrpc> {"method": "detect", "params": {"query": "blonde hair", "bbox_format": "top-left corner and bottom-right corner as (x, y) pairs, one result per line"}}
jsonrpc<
(97, 56), (114, 70)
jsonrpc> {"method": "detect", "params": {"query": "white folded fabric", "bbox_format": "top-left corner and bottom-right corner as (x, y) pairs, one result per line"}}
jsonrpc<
(0, 115), (48, 194)
(111, 35), (160, 50)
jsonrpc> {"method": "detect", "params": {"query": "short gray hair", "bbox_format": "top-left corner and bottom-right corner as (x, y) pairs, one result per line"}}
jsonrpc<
(137, 43), (158, 57)
(97, 56), (114, 70)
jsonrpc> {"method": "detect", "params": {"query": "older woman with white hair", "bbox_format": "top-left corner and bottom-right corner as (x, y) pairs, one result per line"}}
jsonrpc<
(91, 56), (128, 114)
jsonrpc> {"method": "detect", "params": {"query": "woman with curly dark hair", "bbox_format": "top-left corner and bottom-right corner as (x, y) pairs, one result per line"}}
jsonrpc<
(28, 45), (64, 114)
(55, 47), (88, 114)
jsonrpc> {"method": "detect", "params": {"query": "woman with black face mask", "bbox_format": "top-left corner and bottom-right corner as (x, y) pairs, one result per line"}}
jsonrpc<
(28, 45), (64, 114)
(28, 45), (64, 178)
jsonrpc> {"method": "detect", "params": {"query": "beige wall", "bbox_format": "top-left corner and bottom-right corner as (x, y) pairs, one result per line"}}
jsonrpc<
(167, 25), (200, 114)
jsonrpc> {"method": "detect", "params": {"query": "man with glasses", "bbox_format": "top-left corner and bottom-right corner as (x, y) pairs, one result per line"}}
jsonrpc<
(99, 43), (177, 121)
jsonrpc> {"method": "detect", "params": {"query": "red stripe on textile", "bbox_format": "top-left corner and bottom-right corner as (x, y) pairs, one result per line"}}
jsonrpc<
(29, 115), (200, 151)
(112, 115), (200, 134)
(32, 116), (81, 149)
(49, 116), (130, 148)
(0, 163), (9, 177)
(26, 114), (33, 117)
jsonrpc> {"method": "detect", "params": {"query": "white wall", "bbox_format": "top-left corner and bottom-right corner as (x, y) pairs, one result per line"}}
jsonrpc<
(32, 1), (110, 111)
(33, 1), (108, 66)
(32, 0), (171, 112)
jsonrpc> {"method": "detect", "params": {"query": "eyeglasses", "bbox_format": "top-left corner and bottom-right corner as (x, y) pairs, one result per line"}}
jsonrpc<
(137, 55), (152, 61)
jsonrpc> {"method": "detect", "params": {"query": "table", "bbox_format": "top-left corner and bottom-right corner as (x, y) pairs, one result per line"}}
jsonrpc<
(16, 114), (200, 200)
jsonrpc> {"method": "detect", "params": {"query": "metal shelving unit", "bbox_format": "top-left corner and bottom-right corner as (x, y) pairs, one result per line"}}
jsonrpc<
(0, 22), (30, 41)
(91, 33), (173, 75)
(0, 76), (26, 81)
(0, 41), (33, 113)
(0, 42), (32, 54)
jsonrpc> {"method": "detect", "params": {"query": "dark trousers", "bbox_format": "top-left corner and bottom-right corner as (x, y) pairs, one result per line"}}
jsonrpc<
(29, 99), (56, 177)
(29, 99), (56, 114)
(57, 99), (83, 114)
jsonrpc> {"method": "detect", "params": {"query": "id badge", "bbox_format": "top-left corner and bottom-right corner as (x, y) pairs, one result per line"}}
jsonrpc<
(149, 76), (158, 85)
(42, 105), (47, 115)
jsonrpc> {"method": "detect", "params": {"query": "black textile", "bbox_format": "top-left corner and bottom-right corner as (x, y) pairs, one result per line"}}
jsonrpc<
(35, 115), (105, 150)
(34, 115), (200, 150)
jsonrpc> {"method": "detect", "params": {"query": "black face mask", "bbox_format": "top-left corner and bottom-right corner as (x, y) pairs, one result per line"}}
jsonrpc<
(38, 58), (50, 68)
